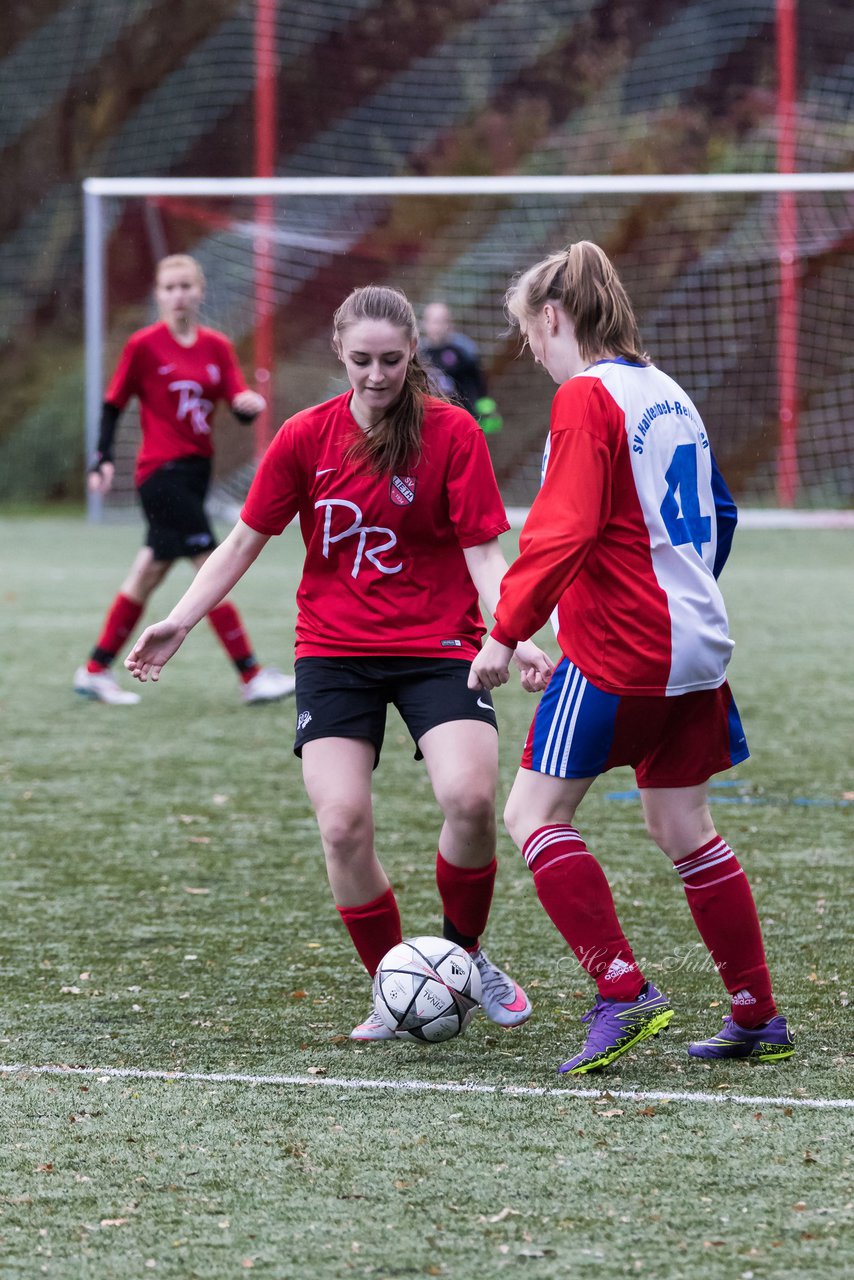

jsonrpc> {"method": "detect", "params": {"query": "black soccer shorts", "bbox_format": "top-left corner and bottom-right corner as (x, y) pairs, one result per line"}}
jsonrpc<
(136, 456), (217, 561)
(293, 656), (497, 767)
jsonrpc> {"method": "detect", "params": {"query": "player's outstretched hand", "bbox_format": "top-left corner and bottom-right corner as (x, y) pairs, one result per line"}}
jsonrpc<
(468, 635), (514, 691)
(124, 620), (187, 683)
(513, 639), (554, 693)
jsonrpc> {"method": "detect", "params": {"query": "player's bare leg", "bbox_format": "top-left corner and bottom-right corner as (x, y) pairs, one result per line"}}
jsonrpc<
(120, 545), (173, 602)
(419, 719), (498, 870)
(301, 737), (385, 906)
(503, 767), (595, 852)
(641, 784), (793, 1059)
(301, 737), (401, 1039)
(420, 721), (531, 1026)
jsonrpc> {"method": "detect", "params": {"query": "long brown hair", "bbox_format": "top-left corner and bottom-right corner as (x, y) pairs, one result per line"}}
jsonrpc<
(332, 284), (434, 476)
(505, 241), (648, 364)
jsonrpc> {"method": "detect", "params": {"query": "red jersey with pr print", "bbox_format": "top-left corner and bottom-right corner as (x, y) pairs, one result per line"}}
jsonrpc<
(241, 393), (509, 660)
(105, 322), (247, 486)
(491, 360), (734, 696)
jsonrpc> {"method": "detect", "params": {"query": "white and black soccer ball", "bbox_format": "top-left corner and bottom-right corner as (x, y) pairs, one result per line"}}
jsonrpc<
(373, 936), (482, 1043)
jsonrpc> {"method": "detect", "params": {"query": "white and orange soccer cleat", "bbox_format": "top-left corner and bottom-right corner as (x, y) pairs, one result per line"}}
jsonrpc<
(349, 1008), (398, 1041)
(471, 947), (532, 1027)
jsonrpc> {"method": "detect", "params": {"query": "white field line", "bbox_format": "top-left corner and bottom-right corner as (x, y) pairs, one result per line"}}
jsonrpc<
(0, 1063), (851, 1111)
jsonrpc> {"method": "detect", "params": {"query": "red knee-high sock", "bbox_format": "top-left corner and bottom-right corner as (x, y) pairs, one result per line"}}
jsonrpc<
(436, 851), (497, 951)
(88, 593), (143, 670)
(336, 888), (402, 977)
(523, 825), (644, 1001)
(206, 602), (258, 681)
(675, 836), (776, 1027)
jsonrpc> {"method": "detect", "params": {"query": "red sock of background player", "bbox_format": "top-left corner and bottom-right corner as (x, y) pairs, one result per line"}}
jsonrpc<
(674, 836), (777, 1027)
(435, 851), (496, 951)
(522, 825), (645, 1002)
(337, 888), (403, 977)
(207, 602), (259, 682)
(87, 593), (143, 672)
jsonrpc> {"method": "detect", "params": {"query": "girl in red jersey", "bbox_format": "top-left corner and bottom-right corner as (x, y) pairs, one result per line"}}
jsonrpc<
(125, 284), (553, 1039)
(74, 254), (294, 707)
(469, 242), (793, 1074)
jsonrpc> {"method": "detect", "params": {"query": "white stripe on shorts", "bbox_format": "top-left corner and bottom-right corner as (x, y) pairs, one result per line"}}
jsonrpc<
(541, 663), (587, 776)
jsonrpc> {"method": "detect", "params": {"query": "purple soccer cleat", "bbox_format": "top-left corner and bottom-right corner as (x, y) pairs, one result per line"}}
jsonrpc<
(558, 981), (674, 1075)
(688, 1014), (795, 1061)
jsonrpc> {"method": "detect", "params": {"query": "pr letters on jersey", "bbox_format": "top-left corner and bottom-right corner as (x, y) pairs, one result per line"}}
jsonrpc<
(169, 380), (214, 434)
(316, 498), (403, 579)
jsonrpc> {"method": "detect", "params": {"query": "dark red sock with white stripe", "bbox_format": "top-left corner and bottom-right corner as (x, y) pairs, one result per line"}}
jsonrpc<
(436, 851), (497, 951)
(88, 593), (143, 670)
(207, 602), (258, 681)
(674, 835), (776, 1028)
(522, 825), (644, 1002)
(336, 888), (402, 977)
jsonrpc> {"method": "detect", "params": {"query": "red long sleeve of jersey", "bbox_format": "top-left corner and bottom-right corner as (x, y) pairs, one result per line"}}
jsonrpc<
(492, 361), (734, 696)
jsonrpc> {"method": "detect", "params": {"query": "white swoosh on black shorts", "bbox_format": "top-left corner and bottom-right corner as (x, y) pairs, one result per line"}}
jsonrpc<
(477, 697), (495, 713)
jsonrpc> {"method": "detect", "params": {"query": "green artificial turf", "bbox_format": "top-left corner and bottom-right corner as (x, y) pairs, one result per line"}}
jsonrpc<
(0, 516), (851, 1278)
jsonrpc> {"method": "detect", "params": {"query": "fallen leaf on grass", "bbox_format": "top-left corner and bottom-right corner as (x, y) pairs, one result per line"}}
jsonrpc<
(182, 886), (210, 895)
(637, 1106), (656, 1117)
(597, 1108), (624, 1117)
(34, 1164), (54, 1173)
(804, 1151), (818, 1163)
(60, 986), (83, 995)
(290, 990), (308, 999)
(480, 1207), (520, 1224)
(187, 837), (211, 845)
(100, 1218), (129, 1228)
(307, 1066), (327, 1076)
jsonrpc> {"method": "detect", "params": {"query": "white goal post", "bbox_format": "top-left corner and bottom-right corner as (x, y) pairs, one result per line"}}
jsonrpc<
(83, 172), (854, 523)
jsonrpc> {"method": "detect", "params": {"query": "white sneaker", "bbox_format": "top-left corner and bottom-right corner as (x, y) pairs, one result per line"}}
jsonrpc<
(73, 665), (140, 706)
(350, 1009), (398, 1041)
(471, 947), (532, 1027)
(241, 665), (296, 705)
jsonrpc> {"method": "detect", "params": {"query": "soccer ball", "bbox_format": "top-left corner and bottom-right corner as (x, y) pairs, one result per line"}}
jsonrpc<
(373, 936), (482, 1043)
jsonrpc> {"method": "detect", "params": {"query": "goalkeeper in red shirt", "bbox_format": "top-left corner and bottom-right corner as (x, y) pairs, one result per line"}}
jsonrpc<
(74, 254), (294, 706)
(125, 283), (553, 1039)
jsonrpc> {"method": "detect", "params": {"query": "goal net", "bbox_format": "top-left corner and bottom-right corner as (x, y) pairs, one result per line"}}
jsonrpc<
(83, 173), (854, 520)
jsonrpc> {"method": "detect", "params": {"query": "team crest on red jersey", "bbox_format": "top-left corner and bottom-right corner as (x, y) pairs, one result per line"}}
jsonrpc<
(389, 474), (417, 506)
